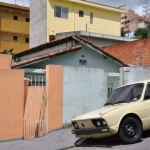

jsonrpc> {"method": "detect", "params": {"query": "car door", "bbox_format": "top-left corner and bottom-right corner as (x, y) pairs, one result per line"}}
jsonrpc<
(143, 82), (150, 127)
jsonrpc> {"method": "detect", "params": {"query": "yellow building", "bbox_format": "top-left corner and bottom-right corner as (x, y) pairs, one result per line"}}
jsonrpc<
(30, 0), (125, 48)
(0, 2), (29, 53)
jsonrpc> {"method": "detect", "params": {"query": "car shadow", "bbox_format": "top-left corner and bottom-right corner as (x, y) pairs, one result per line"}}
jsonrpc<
(74, 131), (150, 148)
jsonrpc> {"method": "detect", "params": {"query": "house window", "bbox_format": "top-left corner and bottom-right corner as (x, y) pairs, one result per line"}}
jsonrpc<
(54, 6), (68, 19)
(13, 16), (18, 20)
(26, 18), (30, 22)
(13, 36), (18, 41)
(79, 10), (84, 17)
(25, 37), (29, 43)
(90, 13), (93, 24)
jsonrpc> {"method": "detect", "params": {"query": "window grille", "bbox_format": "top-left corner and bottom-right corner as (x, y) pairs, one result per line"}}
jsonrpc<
(90, 13), (93, 24)
(54, 6), (68, 19)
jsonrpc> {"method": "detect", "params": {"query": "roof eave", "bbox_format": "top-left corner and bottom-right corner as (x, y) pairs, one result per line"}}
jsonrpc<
(63, 0), (125, 13)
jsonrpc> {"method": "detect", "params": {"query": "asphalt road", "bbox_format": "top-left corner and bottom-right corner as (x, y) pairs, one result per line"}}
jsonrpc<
(68, 130), (150, 150)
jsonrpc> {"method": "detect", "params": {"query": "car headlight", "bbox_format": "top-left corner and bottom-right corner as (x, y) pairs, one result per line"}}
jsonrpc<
(72, 122), (79, 129)
(96, 120), (101, 127)
(102, 120), (107, 126)
(92, 119), (107, 127)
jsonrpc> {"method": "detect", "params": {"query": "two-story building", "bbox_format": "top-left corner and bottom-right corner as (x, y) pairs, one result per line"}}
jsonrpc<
(0, 2), (29, 53)
(30, 0), (126, 48)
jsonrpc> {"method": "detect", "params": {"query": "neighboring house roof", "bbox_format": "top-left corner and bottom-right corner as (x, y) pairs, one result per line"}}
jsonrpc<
(12, 35), (127, 68)
(12, 46), (81, 68)
(0, 2), (29, 12)
(102, 38), (150, 66)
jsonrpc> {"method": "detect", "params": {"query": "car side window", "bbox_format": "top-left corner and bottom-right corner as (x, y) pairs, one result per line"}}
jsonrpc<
(144, 83), (150, 100)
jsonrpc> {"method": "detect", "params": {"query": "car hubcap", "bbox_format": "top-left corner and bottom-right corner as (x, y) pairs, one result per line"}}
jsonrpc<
(123, 123), (137, 138)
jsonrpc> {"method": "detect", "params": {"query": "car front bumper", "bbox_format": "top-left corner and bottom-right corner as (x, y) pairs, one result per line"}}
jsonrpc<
(71, 127), (108, 135)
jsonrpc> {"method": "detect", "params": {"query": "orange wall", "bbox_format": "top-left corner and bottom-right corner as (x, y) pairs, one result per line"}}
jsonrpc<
(0, 40), (29, 53)
(0, 69), (24, 141)
(0, 9), (29, 21)
(46, 65), (63, 131)
(1, 18), (29, 34)
(0, 54), (12, 69)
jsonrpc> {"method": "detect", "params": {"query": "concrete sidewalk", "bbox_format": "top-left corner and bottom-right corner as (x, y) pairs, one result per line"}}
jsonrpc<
(0, 127), (76, 150)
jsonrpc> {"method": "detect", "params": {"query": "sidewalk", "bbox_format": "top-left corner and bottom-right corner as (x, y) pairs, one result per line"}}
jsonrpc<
(0, 127), (76, 150)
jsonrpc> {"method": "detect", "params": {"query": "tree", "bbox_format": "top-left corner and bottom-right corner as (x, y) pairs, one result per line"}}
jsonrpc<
(121, 28), (125, 37)
(134, 28), (150, 39)
(0, 49), (20, 62)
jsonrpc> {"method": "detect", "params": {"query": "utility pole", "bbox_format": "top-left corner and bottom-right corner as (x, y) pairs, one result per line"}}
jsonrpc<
(143, 2), (150, 18)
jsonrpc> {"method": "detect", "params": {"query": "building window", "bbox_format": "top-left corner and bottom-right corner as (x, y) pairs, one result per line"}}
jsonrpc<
(125, 16), (127, 19)
(79, 10), (84, 17)
(13, 16), (18, 20)
(26, 18), (30, 22)
(13, 36), (18, 41)
(54, 6), (68, 19)
(25, 37), (29, 43)
(90, 12), (93, 24)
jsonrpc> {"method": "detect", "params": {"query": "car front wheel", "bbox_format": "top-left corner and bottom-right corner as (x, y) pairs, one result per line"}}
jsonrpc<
(118, 117), (142, 144)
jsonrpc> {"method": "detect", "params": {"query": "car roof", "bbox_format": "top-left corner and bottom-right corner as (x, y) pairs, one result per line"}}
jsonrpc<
(118, 80), (150, 89)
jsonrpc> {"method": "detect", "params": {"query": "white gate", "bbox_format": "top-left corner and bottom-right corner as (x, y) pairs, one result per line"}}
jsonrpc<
(24, 76), (48, 139)
(107, 70), (120, 98)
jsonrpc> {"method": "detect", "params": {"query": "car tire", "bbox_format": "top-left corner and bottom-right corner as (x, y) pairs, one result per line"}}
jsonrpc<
(118, 117), (142, 144)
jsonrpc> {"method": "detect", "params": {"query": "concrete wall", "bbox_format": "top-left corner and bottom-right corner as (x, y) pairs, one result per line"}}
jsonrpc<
(63, 66), (108, 125)
(0, 69), (24, 141)
(46, 65), (63, 131)
(121, 66), (150, 85)
(30, 0), (47, 48)
(28, 44), (121, 69)
(45, 65), (108, 127)
(0, 54), (12, 70)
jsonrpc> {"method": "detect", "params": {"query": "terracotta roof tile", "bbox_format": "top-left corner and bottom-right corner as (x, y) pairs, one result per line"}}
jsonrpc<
(12, 45), (82, 68)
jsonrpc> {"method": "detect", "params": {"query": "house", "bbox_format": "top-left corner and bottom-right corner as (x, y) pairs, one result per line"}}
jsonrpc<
(12, 35), (127, 76)
(30, 0), (126, 48)
(0, 2), (29, 53)
(102, 38), (150, 66)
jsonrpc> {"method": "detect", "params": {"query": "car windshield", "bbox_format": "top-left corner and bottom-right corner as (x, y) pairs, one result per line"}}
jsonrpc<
(105, 83), (144, 105)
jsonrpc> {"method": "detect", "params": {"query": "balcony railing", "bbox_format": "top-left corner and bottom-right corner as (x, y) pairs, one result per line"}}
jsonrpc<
(0, 18), (29, 35)
(0, 40), (29, 53)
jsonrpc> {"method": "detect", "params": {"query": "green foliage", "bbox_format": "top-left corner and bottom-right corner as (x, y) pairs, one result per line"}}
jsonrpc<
(134, 28), (150, 39)
(121, 28), (125, 37)
(0, 49), (20, 63)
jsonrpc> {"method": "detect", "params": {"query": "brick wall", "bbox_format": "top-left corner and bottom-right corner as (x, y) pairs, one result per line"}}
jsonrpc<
(102, 39), (150, 66)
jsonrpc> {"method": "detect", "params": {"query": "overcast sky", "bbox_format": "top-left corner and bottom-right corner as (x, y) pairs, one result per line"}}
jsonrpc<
(0, 0), (150, 16)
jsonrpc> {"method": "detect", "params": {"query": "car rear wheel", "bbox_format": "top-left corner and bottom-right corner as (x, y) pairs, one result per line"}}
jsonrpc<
(118, 117), (142, 144)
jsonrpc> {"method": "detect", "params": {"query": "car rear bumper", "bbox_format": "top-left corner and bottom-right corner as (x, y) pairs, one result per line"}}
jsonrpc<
(71, 127), (108, 135)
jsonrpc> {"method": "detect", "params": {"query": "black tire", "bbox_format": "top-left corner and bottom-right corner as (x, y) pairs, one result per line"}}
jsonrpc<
(118, 117), (142, 144)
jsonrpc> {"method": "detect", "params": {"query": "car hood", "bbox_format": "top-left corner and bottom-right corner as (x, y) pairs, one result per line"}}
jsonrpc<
(72, 104), (128, 121)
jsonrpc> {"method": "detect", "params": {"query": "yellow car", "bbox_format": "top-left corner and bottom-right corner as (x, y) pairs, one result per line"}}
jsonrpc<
(71, 80), (150, 144)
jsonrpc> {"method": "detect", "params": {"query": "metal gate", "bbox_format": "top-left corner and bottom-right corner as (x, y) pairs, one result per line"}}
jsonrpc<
(107, 70), (120, 98)
(24, 75), (48, 139)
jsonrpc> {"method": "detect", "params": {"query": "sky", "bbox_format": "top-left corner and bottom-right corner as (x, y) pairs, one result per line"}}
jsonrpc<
(0, 0), (150, 16)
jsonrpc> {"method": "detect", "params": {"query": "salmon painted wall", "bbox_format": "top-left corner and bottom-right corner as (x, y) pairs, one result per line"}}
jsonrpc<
(0, 69), (24, 141)
(0, 54), (12, 70)
(46, 65), (63, 131)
